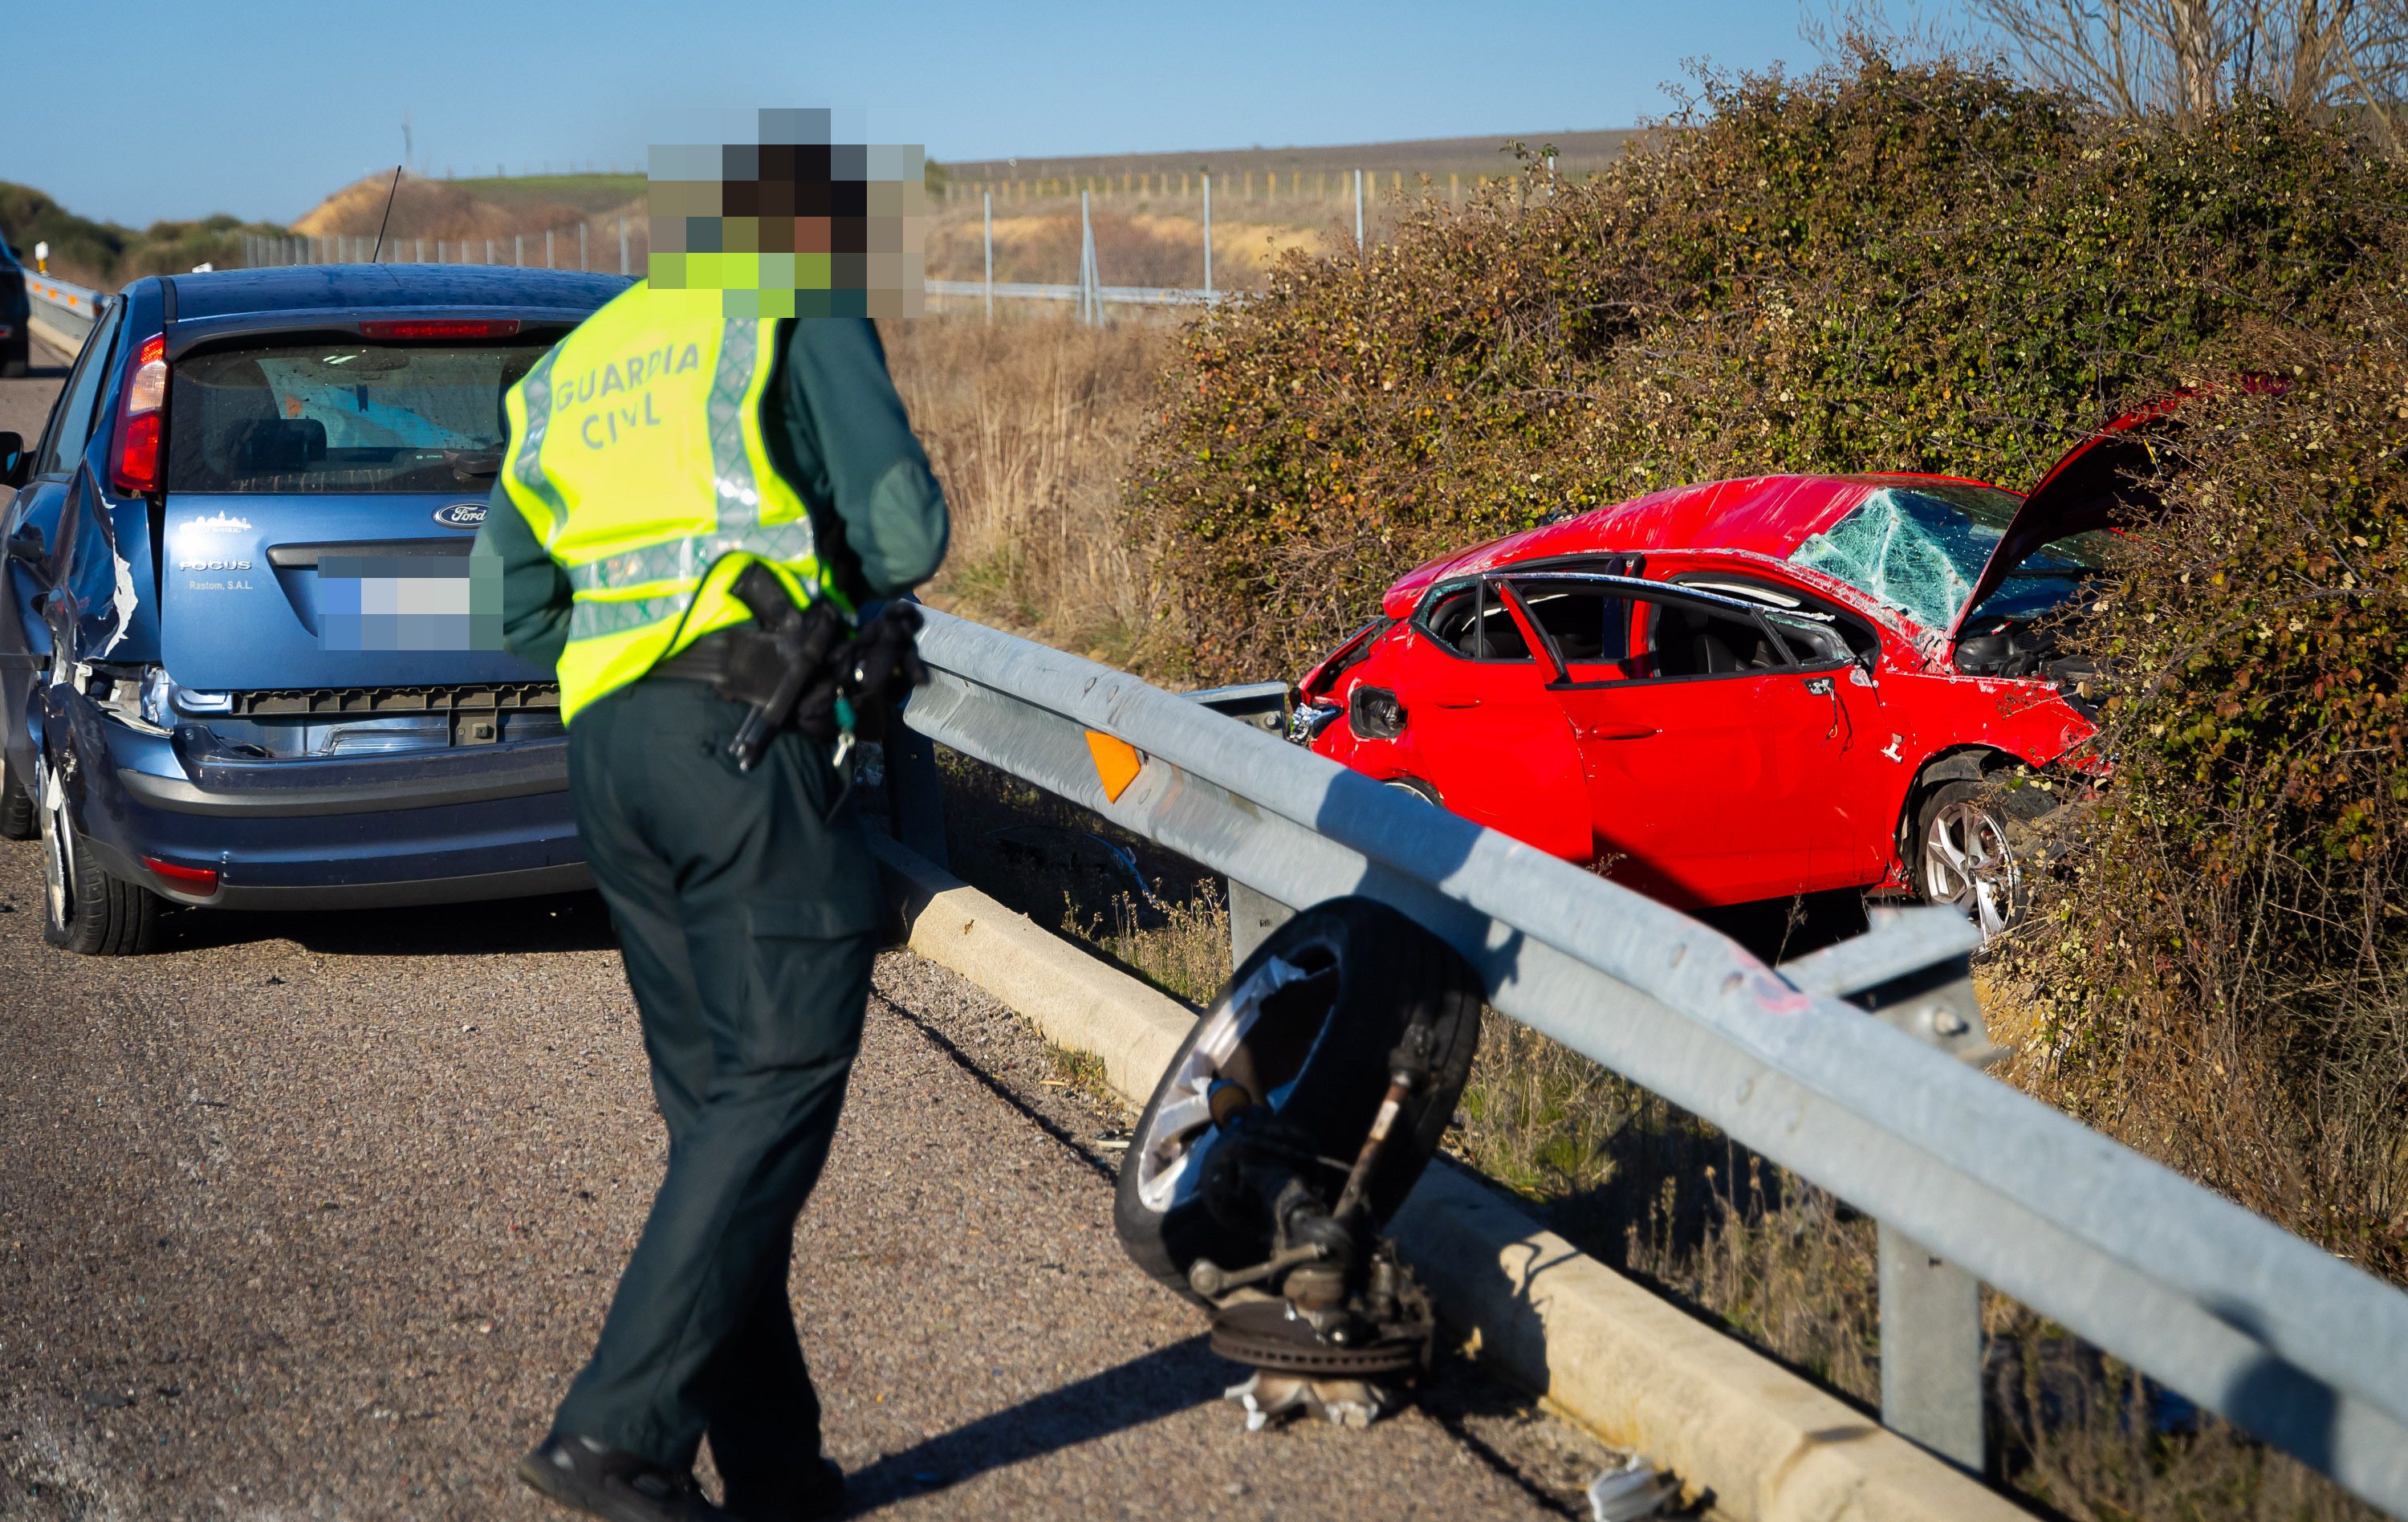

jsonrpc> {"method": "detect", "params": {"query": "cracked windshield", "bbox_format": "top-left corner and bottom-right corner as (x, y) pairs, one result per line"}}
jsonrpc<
(1788, 483), (2109, 632)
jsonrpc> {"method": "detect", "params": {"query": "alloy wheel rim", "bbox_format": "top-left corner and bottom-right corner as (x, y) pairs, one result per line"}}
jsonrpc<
(1133, 950), (1336, 1214)
(1922, 799), (2015, 938)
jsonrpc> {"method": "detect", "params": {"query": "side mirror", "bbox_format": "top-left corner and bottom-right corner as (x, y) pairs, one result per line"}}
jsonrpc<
(0, 431), (25, 489)
(6, 523), (45, 565)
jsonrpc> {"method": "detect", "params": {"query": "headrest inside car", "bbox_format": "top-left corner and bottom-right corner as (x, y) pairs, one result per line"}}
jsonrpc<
(234, 418), (328, 474)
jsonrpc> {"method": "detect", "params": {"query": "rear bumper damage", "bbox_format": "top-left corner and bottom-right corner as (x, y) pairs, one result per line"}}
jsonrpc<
(54, 689), (585, 908)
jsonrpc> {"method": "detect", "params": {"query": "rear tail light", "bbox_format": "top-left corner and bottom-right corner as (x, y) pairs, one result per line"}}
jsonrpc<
(357, 319), (521, 340)
(110, 333), (168, 494)
(141, 856), (219, 893)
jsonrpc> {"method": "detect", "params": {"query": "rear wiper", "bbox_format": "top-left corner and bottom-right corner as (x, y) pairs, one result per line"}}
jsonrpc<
(445, 449), (503, 482)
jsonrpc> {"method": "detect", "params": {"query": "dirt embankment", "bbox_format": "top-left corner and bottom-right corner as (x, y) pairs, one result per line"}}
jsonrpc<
(294, 171), (635, 242)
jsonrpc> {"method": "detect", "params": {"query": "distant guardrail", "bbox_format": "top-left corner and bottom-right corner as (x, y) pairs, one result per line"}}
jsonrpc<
(24, 274), (107, 350)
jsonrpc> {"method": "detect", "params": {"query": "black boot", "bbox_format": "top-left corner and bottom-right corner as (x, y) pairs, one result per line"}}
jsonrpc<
(519, 1432), (731, 1522)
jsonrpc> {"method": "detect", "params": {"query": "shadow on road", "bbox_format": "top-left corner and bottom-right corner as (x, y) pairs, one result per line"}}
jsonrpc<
(156, 889), (618, 958)
(844, 1336), (1226, 1507)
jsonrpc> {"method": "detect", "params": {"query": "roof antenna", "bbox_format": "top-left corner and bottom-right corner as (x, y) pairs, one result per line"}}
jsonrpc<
(368, 165), (402, 264)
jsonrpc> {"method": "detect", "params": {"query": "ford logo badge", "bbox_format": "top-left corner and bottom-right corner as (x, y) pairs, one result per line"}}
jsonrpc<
(433, 501), (487, 530)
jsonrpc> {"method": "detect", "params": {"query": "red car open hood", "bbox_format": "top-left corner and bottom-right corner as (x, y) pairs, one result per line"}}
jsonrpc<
(1948, 396), (2186, 641)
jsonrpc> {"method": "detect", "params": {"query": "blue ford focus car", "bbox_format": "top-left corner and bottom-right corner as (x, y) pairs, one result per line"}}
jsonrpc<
(0, 264), (627, 953)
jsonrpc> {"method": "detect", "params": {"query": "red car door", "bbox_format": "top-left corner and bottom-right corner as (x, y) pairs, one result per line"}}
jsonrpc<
(1666, 571), (1900, 889)
(1508, 575), (1854, 908)
(1383, 577), (1592, 860)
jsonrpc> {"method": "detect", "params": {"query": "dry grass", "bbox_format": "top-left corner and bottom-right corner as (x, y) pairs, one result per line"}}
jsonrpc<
(1047, 1045), (1127, 1117)
(1087, 885), (1231, 1010)
(923, 201), (1352, 291)
(881, 312), (1169, 668)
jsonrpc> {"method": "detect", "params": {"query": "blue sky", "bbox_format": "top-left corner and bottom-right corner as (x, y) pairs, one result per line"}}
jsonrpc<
(14, 0), (1841, 227)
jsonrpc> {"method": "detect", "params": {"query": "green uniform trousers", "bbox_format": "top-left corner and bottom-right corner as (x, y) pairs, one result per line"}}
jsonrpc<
(552, 675), (886, 1488)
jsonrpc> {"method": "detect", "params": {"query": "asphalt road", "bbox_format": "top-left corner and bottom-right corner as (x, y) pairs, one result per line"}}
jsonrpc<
(0, 334), (74, 446)
(0, 343), (1615, 1519)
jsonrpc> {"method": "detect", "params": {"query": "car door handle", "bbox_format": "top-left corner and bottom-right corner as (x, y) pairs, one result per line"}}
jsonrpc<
(1573, 722), (1657, 741)
(1433, 696), (1481, 710)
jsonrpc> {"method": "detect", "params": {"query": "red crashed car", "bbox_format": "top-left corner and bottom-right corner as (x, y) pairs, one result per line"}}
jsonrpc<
(1291, 416), (2171, 935)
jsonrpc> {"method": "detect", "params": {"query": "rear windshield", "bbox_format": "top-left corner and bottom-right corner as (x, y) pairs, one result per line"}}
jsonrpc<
(166, 340), (548, 493)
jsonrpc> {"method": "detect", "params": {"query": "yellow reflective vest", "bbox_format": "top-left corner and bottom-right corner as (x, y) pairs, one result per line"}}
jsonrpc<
(498, 283), (848, 722)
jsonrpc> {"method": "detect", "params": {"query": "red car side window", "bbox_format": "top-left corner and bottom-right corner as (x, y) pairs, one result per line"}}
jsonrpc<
(1632, 600), (1789, 680)
(1418, 580), (1533, 663)
(1509, 577), (1629, 682)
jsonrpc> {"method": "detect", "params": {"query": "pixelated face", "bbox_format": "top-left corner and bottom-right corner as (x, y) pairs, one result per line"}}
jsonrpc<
(648, 108), (925, 319)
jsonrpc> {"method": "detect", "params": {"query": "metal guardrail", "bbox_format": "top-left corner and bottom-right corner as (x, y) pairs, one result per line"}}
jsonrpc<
(22, 273), (107, 349)
(897, 606), (2408, 1516)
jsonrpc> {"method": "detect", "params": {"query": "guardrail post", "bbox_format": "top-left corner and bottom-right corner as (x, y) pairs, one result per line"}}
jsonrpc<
(1078, 190), (1096, 326)
(1779, 914), (1993, 1472)
(1202, 173), (1213, 302)
(1878, 1224), (1985, 1471)
(883, 721), (948, 870)
(1227, 881), (1293, 967)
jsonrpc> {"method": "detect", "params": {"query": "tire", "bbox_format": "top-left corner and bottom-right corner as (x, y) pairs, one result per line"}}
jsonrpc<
(0, 751), (31, 840)
(2, 339), (27, 380)
(1383, 775), (1441, 806)
(1113, 896), (1483, 1304)
(1915, 778), (2025, 940)
(37, 756), (160, 954)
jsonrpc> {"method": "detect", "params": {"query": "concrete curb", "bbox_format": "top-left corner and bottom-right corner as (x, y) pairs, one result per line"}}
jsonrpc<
(26, 314), (83, 356)
(869, 832), (2025, 1522)
(872, 832), (1193, 1104)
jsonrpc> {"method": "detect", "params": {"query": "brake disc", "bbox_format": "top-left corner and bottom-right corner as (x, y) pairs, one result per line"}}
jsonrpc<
(1207, 1300), (1426, 1378)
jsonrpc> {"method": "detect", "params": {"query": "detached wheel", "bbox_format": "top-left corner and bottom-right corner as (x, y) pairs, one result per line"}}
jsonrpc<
(1917, 779), (2022, 939)
(38, 757), (160, 955)
(1114, 896), (1482, 1304)
(0, 751), (32, 840)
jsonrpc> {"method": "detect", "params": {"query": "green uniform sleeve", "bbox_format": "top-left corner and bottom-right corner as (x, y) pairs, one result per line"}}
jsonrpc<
(775, 318), (950, 600)
(474, 478), (573, 669)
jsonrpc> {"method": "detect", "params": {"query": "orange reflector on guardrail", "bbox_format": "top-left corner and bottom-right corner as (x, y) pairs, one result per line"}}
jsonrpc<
(1086, 730), (1142, 802)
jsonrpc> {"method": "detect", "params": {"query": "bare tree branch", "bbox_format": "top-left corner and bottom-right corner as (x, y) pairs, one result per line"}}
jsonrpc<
(1954, 0), (2408, 140)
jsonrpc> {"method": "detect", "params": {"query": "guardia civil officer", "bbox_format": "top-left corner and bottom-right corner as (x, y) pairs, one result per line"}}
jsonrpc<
(474, 280), (947, 1521)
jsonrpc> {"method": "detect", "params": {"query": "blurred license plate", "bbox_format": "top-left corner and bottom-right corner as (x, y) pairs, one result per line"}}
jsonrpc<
(318, 555), (502, 652)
